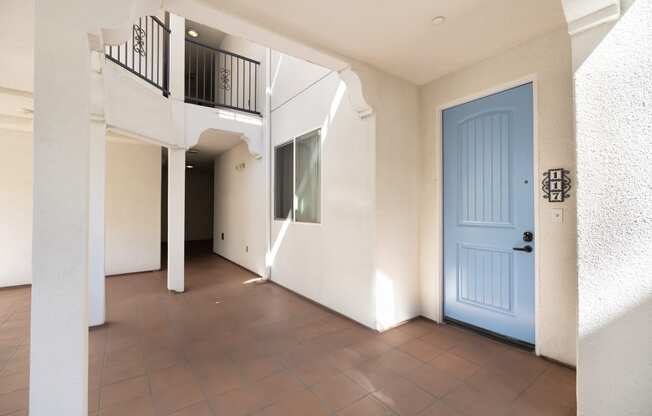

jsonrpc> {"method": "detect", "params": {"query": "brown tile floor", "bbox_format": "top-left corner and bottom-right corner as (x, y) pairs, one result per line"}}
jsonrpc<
(0, 245), (576, 415)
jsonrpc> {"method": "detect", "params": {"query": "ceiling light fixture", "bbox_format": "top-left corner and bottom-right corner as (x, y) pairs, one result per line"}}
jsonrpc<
(187, 29), (199, 38)
(187, 149), (200, 154)
(431, 16), (446, 26)
(186, 164), (195, 169)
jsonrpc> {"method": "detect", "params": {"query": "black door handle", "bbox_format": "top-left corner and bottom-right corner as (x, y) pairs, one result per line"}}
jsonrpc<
(513, 245), (533, 253)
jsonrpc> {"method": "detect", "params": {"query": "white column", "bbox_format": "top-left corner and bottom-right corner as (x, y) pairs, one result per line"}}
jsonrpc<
(30, 0), (90, 414)
(264, 47), (272, 279)
(167, 148), (186, 292)
(88, 120), (106, 326)
(168, 13), (185, 100)
(563, 1), (652, 415)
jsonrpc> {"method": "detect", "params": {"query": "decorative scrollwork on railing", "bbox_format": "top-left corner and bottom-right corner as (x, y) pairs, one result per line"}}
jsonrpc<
(184, 37), (260, 114)
(133, 24), (147, 57)
(218, 68), (231, 91)
(104, 16), (170, 95)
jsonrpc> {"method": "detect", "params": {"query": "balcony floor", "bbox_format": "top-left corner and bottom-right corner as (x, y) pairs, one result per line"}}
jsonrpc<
(0, 243), (575, 415)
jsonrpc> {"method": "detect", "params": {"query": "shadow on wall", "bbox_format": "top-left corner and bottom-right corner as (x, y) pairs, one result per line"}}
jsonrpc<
(573, 0), (638, 72)
(575, 0), (652, 414)
(578, 296), (652, 414)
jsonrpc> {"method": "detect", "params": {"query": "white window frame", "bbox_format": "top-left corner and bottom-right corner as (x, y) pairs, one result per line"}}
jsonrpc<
(273, 127), (322, 225)
(273, 140), (295, 221)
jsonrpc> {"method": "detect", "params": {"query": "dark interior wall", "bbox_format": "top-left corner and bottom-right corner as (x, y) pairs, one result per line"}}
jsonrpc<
(185, 166), (214, 241)
(161, 162), (214, 243)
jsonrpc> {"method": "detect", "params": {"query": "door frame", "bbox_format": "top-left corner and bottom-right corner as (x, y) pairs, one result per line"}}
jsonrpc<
(435, 74), (541, 355)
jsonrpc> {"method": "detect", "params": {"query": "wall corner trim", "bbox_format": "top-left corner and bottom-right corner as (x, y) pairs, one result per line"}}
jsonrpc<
(562, 0), (621, 35)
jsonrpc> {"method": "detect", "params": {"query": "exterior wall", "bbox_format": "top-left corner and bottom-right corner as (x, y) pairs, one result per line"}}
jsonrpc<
(270, 52), (330, 111)
(270, 55), (376, 328)
(574, 0), (652, 413)
(373, 71), (421, 330)
(213, 142), (266, 276)
(105, 137), (162, 275)
(103, 60), (184, 148)
(0, 131), (162, 286)
(0, 129), (32, 286)
(419, 28), (577, 365)
(352, 61), (422, 330)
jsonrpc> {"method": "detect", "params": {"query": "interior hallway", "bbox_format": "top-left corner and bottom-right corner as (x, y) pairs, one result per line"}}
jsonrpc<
(0, 244), (575, 416)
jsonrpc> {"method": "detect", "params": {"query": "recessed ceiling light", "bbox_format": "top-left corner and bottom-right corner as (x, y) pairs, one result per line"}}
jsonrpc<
(186, 164), (195, 169)
(187, 29), (199, 38)
(187, 149), (200, 154)
(431, 16), (446, 26)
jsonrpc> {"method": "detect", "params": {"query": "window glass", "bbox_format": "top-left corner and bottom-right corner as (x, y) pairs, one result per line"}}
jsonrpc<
(295, 130), (321, 223)
(274, 141), (294, 220)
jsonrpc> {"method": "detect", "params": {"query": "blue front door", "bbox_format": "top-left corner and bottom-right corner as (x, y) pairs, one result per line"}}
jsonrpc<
(443, 83), (535, 344)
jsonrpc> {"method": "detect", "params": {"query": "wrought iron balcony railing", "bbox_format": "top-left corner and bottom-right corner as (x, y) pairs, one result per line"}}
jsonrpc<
(185, 38), (261, 115)
(104, 16), (261, 116)
(105, 16), (170, 96)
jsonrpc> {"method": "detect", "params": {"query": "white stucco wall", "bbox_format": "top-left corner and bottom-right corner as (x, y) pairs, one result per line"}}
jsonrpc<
(0, 132), (162, 286)
(374, 72), (421, 330)
(104, 137), (162, 275)
(213, 142), (266, 276)
(270, 56), (376, 328)
(419, 28), (577, 365)
(574, 0), (652, 414)
(350, 61), (422, 330)
(270, 52), (330, 111)
(269, 52), (422, 330)
(0, 129), (32, 286)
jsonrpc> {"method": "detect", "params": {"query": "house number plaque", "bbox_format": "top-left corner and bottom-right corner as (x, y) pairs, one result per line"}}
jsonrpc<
(542, 168), (571, 202)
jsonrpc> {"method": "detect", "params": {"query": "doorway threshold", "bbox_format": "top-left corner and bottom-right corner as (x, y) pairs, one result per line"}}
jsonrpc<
(443, 317), (535, 352)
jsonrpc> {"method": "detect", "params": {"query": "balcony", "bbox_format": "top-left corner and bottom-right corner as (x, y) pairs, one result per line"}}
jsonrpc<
(105, 16), (171, 96)
(104, 16), (261, 116)
(185, 38), (261, 115)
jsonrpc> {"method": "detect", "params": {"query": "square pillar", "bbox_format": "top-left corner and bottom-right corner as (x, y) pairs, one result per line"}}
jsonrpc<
(88, 119), (106, 326)
(168, 13), (185, 101)
(167, 148), (186, 292)
(30, 0), (90, 414)
(566, 1), (652, 414)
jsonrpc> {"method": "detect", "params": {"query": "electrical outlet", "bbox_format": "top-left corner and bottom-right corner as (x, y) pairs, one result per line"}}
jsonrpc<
(245, 245), (249, 253)
(221, 233), (224, 240)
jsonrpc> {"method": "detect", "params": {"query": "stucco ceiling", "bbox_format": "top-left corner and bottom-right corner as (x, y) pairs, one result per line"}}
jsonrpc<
(201, 0), (566, 85)
(186, 20), (228, 50)
(0, 0), (567, 92)
(187, 129), (243, 168)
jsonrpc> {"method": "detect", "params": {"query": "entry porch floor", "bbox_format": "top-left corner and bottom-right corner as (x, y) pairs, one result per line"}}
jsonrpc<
(0, 246), (575, 415)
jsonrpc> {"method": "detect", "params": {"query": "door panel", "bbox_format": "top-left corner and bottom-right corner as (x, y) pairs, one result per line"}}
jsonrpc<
(443, 83), (534, 344)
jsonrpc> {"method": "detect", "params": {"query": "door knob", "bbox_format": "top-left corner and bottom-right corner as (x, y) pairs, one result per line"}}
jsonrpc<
(513, 245), (533, 253)
(523, 231), (534, 242)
